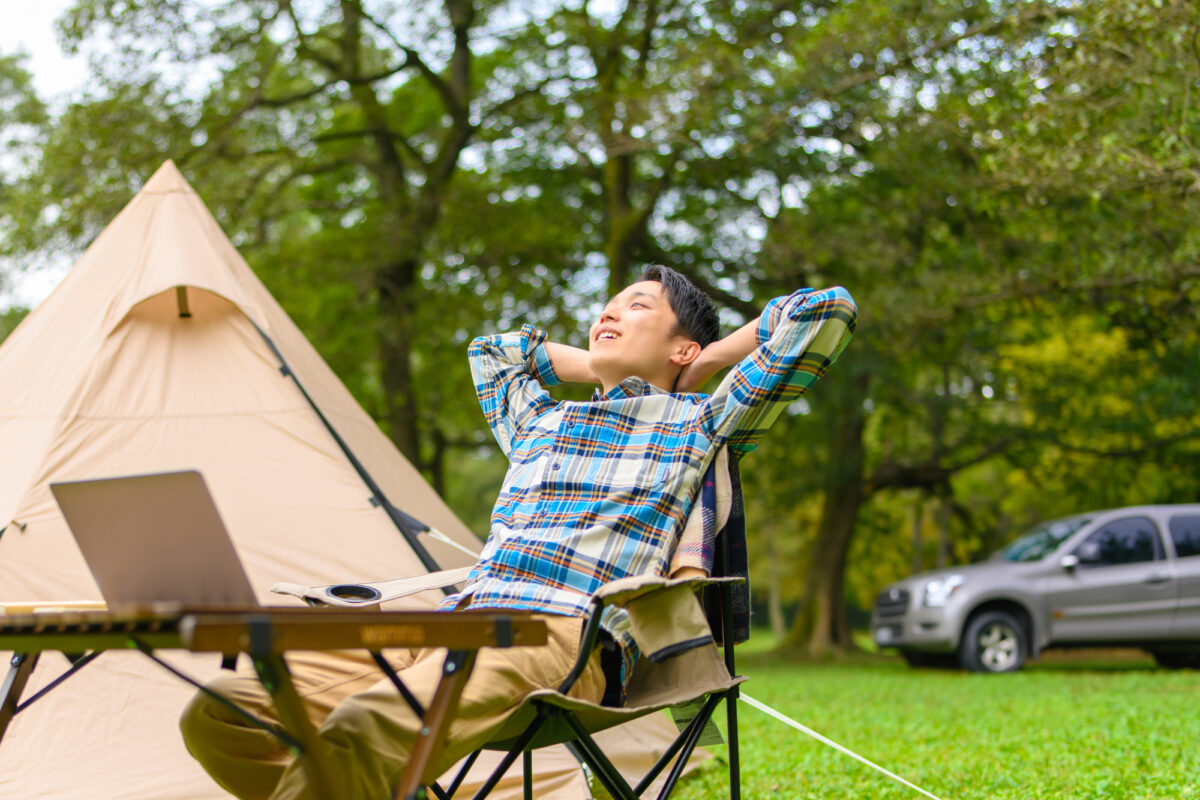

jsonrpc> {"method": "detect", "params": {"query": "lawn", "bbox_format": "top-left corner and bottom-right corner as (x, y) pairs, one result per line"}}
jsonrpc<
(660, 638), (1200, 800)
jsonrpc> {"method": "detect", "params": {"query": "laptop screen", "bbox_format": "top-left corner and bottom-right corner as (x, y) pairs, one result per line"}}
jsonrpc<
(51, 470), (260, 609)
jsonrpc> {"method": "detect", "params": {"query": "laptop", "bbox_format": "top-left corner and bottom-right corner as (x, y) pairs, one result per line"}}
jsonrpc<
(51, 470), (260, 609)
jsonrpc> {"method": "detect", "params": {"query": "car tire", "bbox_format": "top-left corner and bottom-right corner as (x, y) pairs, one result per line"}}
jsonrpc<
(1150, 650), (1200, 669)
(900, 650), (959, 669)
(958, 611), (1026, 673)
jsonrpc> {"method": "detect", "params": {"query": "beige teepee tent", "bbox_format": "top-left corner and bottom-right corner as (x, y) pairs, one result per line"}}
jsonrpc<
(0, 161), (697, 799)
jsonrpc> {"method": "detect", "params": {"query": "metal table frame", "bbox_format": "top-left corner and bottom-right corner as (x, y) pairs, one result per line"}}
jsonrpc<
(0, 606), (546, 800)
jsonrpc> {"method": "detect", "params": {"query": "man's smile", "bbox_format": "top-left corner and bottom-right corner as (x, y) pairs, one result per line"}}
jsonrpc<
(593, 327), (622, 343)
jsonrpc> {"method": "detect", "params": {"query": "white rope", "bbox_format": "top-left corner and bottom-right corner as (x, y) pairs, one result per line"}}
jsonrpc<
(739, 692), (946, 800)
(419, 527), (482, 559)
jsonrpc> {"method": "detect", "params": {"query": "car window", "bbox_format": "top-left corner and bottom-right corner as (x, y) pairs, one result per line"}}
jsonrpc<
(998, 517), (1091, 562)
(1073, 516), (1163, 567)
(1169, 515), (1200, 558)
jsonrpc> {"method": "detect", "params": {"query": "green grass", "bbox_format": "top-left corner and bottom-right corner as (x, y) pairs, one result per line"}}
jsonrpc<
(656, 640), (1200, 800)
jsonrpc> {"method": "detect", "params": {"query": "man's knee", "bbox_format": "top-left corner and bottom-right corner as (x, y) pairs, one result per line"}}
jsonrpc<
(180, 682), (227, 755)
(179, 674), (266, 755)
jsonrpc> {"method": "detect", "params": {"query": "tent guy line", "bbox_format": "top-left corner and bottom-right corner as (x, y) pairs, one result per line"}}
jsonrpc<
(247, 318), (445, 579)
(2, 159), (655, 799)
(409, 530), (943, 799)
(738, 693), (946, 800)
(421, 528), (483, 559)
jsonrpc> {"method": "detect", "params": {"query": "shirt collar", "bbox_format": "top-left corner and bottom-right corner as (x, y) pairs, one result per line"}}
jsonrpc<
(591, 376), (670, 401)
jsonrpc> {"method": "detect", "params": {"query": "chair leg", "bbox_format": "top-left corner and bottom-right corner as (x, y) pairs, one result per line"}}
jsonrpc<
(443, 749), (482, 798)
(726, 688), (741, 800)
(634, 693), (722, 796)
(469, 710), (549, 800)
(522, 749), (532, 800)
(655, 696), (717, 800)
(561, 715), (638, 800)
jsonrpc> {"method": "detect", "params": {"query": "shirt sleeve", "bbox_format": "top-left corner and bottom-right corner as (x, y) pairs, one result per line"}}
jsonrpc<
(698, 286), (857, 457)
(468, 323), (561, 457)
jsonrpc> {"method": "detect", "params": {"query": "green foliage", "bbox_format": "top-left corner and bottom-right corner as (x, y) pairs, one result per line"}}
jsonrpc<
(1, 0), (1199, 649)
(0, 306), (29, 342)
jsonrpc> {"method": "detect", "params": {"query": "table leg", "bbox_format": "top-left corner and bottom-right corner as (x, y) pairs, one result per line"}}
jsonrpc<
(0, 652), (39, 746)
(394, 648), (478, 800)
(253, 652), (340, 800)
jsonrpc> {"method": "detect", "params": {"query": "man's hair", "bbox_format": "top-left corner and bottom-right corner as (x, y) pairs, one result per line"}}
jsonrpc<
(640, 264), (720, 348)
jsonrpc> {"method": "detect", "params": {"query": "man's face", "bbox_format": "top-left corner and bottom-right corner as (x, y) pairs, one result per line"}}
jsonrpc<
(588, 280), (692, 391)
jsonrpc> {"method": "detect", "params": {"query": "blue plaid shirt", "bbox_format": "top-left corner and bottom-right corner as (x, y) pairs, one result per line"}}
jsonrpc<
(441, 287), (857, 679)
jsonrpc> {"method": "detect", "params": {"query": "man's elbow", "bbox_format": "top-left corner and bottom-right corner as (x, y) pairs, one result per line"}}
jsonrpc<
(819, 286), (858, 330)
(468, 334), (492, 355)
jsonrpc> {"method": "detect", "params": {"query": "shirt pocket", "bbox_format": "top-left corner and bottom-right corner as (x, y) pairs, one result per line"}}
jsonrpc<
(605, 452), (672, 491)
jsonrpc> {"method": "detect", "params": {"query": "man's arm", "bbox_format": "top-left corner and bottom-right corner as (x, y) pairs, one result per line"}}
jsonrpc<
(675, 318), (759, 393)
(541, 342), (600, 384)
(469, 324), (561, 456)
(694, 286), (857, 456)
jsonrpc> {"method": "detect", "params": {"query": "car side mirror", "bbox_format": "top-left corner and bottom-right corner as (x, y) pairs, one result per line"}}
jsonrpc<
(1060, 554), (1079, 572)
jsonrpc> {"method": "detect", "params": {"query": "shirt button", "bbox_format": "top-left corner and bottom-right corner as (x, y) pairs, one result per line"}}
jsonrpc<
(567, 421), (575, 429)
(552, 463), (561, 470)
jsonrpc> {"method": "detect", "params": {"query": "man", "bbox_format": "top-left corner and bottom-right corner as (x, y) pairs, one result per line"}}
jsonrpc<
(181, 266), (856, 799)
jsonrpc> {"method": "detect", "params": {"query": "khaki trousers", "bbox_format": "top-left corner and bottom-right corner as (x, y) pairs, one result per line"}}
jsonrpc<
(180, 614), (605, 800)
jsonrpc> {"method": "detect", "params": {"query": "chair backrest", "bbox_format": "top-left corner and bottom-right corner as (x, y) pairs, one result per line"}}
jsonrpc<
(703, 452), (749, 646)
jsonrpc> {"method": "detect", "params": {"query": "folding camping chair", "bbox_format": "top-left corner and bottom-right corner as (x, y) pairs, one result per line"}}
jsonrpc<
(273, 450), (749, 800)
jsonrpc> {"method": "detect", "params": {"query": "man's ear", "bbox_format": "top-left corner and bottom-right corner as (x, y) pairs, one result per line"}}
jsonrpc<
(669, 340), (702, 367)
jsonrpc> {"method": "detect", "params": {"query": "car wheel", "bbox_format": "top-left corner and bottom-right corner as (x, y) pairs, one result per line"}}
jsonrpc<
(959, 611), (1026, 673)
(900, 650), (959, 669)
(1150, 650), (1200, 669)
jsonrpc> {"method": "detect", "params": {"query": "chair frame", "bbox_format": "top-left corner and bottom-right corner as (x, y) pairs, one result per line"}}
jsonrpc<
(426, 527), (743, 800)
(271, 452), (747, 800)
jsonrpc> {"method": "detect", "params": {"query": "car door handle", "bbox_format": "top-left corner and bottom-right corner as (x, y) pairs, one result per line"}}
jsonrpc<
(1144, 574), (1172, 585)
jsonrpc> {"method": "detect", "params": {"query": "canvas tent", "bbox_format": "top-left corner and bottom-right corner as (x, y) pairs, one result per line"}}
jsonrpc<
(0, 161), (699, 798)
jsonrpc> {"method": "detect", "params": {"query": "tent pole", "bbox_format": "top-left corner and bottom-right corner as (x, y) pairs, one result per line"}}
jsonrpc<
(248, 321), (446, 580)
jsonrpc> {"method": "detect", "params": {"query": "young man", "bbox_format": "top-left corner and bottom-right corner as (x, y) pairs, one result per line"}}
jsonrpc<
(181, 266), (856, 800)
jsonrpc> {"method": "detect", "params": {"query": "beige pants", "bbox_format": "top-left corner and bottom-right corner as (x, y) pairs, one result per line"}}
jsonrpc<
(180, 614), (605, 800)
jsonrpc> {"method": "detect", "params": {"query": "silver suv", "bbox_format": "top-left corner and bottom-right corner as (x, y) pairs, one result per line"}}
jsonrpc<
(871, 505), (1200, 672)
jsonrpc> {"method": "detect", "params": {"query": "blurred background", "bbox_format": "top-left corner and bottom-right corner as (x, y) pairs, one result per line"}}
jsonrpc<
(1, 0), (1197, 656)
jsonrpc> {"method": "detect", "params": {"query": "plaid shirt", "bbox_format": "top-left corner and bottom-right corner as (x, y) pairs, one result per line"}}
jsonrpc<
(441, 286), (857, 679)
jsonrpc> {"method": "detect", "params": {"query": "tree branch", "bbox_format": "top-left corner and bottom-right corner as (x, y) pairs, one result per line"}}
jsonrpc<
(921, 266), (1200, 325)
(254, 65), (408, 108)
(643, 243), (762, 319)
(356, 0), (463, 118)
(1048, 429), (1200, 459)
(480, 73), (571, 125)
(866, 432), (1029, 494)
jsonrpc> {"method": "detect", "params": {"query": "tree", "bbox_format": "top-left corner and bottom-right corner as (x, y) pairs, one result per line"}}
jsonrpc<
(7, 0), (1200, 658)
(6, 0), (578, 487)
(0, 52), (49, 293)
(766, 0), (1200, 653)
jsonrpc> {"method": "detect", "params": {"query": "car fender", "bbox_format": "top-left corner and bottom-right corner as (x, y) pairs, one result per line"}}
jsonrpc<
(957, 589), (1046, 653)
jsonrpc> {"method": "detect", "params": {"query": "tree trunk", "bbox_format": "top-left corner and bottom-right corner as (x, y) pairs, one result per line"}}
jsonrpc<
(765, 529), (786, 639)
(604, 152), (638, 296)
(376, 258), (423, 467)
(935, 496), (952, 569)
(782, 372), (869, 654)
(911, 497), (924, 574)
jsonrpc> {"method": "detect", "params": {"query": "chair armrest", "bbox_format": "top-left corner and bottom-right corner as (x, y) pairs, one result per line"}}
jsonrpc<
(591, 574), (744, 609)
(591, 574), (745, 664)
(271, 566), (474, 608)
